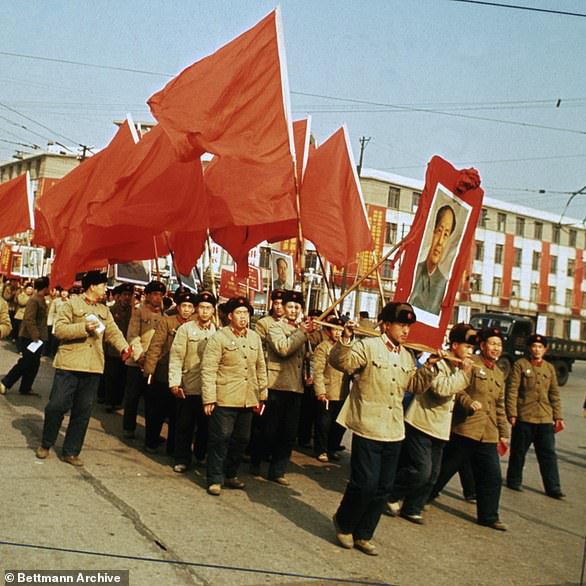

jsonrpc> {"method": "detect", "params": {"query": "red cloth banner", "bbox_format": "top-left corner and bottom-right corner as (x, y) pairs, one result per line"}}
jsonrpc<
(0, 173), (32, 239)
(394, 156), (484, 349)
(219, 268), (248, 298)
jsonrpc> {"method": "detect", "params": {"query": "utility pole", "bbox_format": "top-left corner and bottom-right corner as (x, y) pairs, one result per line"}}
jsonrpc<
(357, 136), (371, 177)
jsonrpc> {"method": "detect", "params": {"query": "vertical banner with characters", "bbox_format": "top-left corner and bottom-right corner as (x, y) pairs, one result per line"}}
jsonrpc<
(394, 156), (484, 349)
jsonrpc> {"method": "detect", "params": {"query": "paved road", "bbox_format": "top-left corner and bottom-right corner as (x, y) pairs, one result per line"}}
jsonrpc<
(0, 339), (584, 586)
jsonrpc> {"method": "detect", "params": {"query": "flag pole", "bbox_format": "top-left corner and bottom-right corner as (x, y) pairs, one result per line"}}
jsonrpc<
(316, 251), (339, 317)
(205, 232), (219, 327)
(372, 251), (387, 308)
(152, 237), (161, 280)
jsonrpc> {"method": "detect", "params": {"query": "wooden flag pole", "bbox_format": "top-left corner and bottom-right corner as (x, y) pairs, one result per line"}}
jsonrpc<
(205, 232), (219, 327)
(372, 251), (387, 308)
(316, 251), (339, 317)
(152, 237), (161, 280)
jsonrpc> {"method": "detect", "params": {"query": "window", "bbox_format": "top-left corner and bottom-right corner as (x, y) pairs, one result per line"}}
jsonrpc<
(471, 274), (482, 293)
(475, 241), (484, 262)
(567, 258), (575, 277)
(515, 216), (525, 237)
(381, 260), (393, 280)
(569, 229), (577, 247)
(565, 289), (573, 308)
(530, 283), (539, 302)
(258, 247), (271, 269)
(511, 280), (521, 299)
(550, 255), (558, 274)
(411, 191), (421, 212)
(492, 277), (502, 297)
(305, 251), (318, 270)
(385, 222), (397, 245)
(552, 224), (560, 244)
(387, 186), (400, 209)
(532, 251), (541, 271)
(513, 247), (522, 268)
(494, 244), (503, 265)
(548, 286), (557, 305)
(581, 321), (586, 341)
(546, 318), (555, 337)
(534, 222), (543, 240)
(497, 213), (507, 232)
(563, 319), (571, 339)
(479, 208), (488, 228)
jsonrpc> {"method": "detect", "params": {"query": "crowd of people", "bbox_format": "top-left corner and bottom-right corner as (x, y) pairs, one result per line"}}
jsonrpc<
(0, 271), (567, 556)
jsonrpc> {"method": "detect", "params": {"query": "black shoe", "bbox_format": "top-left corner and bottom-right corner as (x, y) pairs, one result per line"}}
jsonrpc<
(546, 491), (566, 500)
(464, 494), (477, 503)
(479, 519), (508, 531)
(506, 484), (523, 492)
(400, 511), (425, 525)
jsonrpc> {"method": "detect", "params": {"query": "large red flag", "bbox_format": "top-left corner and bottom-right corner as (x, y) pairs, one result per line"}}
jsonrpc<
(300, 126), (373, 268)
(0, 173), (32, 239)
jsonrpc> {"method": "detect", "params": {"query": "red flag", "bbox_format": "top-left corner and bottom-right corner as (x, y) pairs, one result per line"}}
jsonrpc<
(0, 173), (33, 239)
(300, 126), (373, 268)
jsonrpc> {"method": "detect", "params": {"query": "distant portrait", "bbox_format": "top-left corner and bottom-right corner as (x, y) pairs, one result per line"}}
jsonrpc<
(114, 261), (151, 285)
(271, 251), (293, 291)
(409, 184), (471, 325)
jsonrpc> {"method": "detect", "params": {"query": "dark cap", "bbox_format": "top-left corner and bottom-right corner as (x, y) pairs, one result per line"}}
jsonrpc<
(271, 289), (285, 301)
(527, 333), (548, 347)
(144, 280), (166, 295)
(478, 327), (504, 342)
(176, 291), (197, 306)
(81, 270), (107, 291)
(308, 308), (321, 317)
(326, 315), (345, 328)
(449, 323), (478, 345)
(283, 289), (304, 306)
(380, 302), (416, 324)
(117, 283), (134, 295)
(225, 296), (253, 315)
(34, 276), (50, 291)
(195, 291), (217, 307)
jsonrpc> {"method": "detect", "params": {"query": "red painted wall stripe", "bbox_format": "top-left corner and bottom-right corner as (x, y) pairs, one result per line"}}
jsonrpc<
(573, 248), (584, 310)
(539, 241), (551, 304)
(502, 233), (514, 299)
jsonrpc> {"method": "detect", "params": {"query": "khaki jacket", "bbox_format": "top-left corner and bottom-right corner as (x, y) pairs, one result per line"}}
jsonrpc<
(266, 320), (307, 393)
(312, 338), (346, 400)
(168, 321), (216, 395)
(15, 292), (31, 320)
(452, 356), (509, 443)
(144, 315), (193, 383)
(126, 304), (165, 367)
(201, 326), (268, 407)
(53, 296), (128, 374)
(330, 337), (435, 442)
(405, 359), (470, 441)
(506, 358), (561, 423)
(0, 297), (11, 339)
(19, 293), (48, 341)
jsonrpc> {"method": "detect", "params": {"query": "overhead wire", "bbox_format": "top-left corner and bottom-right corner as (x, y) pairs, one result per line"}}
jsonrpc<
(448, 0), (586, 18)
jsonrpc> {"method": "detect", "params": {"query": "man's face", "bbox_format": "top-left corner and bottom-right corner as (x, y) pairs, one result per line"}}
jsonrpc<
(92, 282), (107, 300)
(284, 301), (300, 321)
(178, 302), (195, 320)
(197, 302), (214, 323)
(146, 291), (163, 307)
(529, 342), (546, 360)
(427, 209), (455, 270)
(277, 259), (288, 282)
(230, 307), (250, 330)
(384, 321), (411, 345)
(60, 290), (69, 300)
(452, 342), (474, 361)
(481, 337), (502, 362)
(119, 291), (132, 307)
(25, 286), (33, 295)
(327, 327), (342, 342)
(272, 299), (284, 317)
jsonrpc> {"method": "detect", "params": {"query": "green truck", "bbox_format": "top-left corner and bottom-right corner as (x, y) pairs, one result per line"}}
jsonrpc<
(469, 312), (586, 386)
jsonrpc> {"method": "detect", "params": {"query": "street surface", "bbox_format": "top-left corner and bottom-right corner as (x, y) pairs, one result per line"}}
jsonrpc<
(0, 339), (584, 586)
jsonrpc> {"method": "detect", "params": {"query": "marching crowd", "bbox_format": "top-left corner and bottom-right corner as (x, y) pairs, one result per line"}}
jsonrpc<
(0, 271), (566, 556)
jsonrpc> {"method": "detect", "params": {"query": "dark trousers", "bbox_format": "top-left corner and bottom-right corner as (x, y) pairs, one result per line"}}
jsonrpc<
(207, 406), (253, 486)
(144, 380), (176, 453)
(13, 318), (21, 345)
(122, 367), (148, 432)
(390, 424), (445, 515)
(459, 459), (476, 498)
(298, 383), (316, 446)
(336, 434), (401, 541)
(41, 369), (100, 456)
(250, 389), (302, 478)
(103, 355), (127, 408)
(432, 434), (502, 525)
(174, 395), (208, 466)
(314, 399), (345, 456)
(2, 337), (42, 394)
(506, 421), (561, 494)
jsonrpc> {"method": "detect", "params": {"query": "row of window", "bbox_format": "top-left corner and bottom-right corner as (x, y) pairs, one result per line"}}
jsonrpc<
(474, 242), (578, 276)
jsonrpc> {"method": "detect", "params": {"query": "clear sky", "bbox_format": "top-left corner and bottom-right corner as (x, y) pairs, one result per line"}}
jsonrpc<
(1, 0), (585, 222)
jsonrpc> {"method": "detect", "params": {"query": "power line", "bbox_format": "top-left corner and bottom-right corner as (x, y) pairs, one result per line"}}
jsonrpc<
(448, 0), (586, 18)
(0, 137), (39, 148)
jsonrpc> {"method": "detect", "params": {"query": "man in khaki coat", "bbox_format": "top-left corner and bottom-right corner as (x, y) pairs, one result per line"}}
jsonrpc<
(122, 280), (166, 438)
(329, 302), (437, 556)
(36, 271), (130, 466)
(432, 327), (510, 531)
(0, 296), (11, 339)
(1, 277), (50, 396)
(250, 289), (314, 486)
(168, 291), (217, 472)
(201, 296), (267, 495)
(506, 334), (565, 498)
(143, 290), (196, 454)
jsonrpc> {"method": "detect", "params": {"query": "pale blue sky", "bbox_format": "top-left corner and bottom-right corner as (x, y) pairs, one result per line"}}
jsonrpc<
(1, 0), (585, 220)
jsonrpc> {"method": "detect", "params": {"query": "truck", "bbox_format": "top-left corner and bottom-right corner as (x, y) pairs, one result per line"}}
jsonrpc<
(469, 312), (586, 386)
